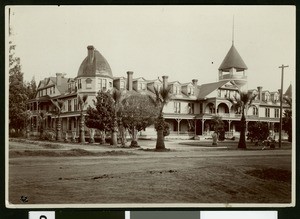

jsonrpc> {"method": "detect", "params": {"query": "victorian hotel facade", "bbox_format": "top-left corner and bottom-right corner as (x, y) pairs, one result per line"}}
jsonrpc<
(27, 43), (291, 140)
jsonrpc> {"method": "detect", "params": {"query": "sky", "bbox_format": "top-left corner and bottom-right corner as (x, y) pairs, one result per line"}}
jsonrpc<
(7, 6), (295, 92)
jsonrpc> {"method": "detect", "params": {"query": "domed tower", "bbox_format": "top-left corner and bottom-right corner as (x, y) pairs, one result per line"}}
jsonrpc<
(218, 43), (248, 88)
(77, 45), (113, 93)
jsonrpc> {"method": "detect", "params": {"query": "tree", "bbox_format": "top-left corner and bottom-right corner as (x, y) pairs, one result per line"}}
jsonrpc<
(85, 90), (115, 144)
(282, 96), (292, 142)
(37, 110), (47, 138)
(51, 99), (64, 141)
(149, 86), (172, 150)
(121, 94), (159, 147)
(228, 90), (256, 149)
(247, 122), (270, 145)
(78, 94), (88, 143)
(9, 42), (28, 135)
(25, 77), (37, 100)
(111, 89), (123, 146)
(211, 115), (225, 141)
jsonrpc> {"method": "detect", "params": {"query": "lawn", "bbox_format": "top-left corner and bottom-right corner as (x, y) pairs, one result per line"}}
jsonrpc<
(7, 138), (292, 206)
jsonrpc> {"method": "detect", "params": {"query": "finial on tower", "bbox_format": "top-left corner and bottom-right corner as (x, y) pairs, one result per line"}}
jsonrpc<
(232, 15), (235, 45)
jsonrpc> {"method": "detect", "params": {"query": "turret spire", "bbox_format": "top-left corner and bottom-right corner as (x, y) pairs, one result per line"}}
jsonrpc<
(232, 15), (235, 45)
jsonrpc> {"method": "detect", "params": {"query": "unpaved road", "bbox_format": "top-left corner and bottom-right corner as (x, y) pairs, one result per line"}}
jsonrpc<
(8, 139), (292, 206)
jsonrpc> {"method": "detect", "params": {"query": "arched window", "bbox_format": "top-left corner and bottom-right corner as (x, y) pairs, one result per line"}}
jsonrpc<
(86, 78), (92, 89)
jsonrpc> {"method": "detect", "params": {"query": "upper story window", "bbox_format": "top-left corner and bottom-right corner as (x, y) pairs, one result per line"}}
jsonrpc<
(109, 82), (112, 88)
(174, 86), (181, 95)
(253, 106), (258, 116)
(174, 102), (181, 113)
(265, 92), (270, 102)
(86, 78), (92, 89)
(68, 84), (72, 92)
(120, 81), (125, 89)
(218, 90), (221, 97)
(68, 100), (72, 111)
(188, 86), (194, 95)
(74, 98), (78, 111)
(274, 108), (280, 118)
(78, 79), (82, 89)
(265, 108), (270, 117)
(98, 78), (107, 91)
(52, 86), (55, 94)
(188, 103), (194, 114)
(274, 93), (279, 102)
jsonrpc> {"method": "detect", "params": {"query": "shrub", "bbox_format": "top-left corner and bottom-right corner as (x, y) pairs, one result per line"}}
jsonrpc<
(40, 130), (55, 141)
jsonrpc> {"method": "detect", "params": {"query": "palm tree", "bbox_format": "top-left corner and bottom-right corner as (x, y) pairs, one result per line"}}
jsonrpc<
(228, 90), (256, 149)
(111, 89), (122, 146)
(37, 110), (47, 138)
(78, 94), (88, 143)
(51, 99), (64, 141)
(149, 86), (172, 150)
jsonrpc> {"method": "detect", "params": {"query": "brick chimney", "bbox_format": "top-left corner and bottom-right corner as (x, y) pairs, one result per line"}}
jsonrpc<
(56, 73), (62, 87)
(192, 79), (198, 86)
(257, 86), (262, 101)
(127, 71), (133, 91)
(162, 75), (169, 90)
(87, 45), (95, 64)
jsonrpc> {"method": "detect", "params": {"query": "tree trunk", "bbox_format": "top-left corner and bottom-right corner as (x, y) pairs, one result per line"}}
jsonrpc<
(238, 113), (246, 149)
(156, 129), (165, 150)
(79, 115), (85, 143)
(100, 131), (106, 144)
(89, 128), (95, 143)
(110, 119), (118, 146)
(56, 117), (62, 141)
(119, 124), (126, 146)
(130, 126), (138, 147)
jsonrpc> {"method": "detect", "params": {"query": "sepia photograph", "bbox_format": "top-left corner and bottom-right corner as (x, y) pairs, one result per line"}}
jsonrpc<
(6, 5), (295, 208)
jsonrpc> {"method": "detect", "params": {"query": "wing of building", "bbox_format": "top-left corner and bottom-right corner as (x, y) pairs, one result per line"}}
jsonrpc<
(27, 44), (291, 141)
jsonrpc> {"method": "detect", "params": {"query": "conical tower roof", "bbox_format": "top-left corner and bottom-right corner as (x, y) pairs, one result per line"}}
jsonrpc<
(284, 84), (292, 98)
(218, 45), (248, 72)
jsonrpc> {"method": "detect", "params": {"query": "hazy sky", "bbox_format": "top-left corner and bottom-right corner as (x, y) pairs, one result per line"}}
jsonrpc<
(7, 6), (295, 92)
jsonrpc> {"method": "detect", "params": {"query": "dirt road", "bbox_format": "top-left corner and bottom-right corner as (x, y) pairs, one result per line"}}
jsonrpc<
(8, 139), (292, 206)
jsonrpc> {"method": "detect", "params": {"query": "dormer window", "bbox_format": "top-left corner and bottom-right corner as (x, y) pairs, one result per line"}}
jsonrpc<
(265, 92), (270, 102)
(274, 93), (279, 102)
(86, 78), (92, 89)
(188, 86), (194, 95)
(174, 86), (181, 94)
(120, 81), (125, 89)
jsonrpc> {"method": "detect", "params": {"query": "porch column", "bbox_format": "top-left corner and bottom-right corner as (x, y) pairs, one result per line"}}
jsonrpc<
(246, 121), (249, 133)
(228, 120), (232, 131)
(66, 117), (69, 133)
(201, 119), (206, 135)
(175, 118), (182, 135)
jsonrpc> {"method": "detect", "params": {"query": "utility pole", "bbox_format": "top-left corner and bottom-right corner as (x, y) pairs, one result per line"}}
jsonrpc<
(278, 64), (289, 148)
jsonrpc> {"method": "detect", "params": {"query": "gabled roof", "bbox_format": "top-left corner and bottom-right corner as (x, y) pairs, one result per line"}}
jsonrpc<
(168, 81), (181, 85)
(218, 45), (248, 71)
(197, 81), (230, 99)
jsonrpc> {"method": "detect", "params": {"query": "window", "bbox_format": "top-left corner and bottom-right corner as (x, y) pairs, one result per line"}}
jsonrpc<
(74, 82), (77, 91)
(74, 98), (78, 111)
(265, 92), (270, 102)
(265, 108), (270, 117)
(188, 87), (194, 95)
(86, 78), (92, 89)
(142, 83), (146, 90)
(274, 108), (279, 118)
(217, 89), (221, 97)
(174, 86), (180, 94)
(274, 93), (279, 102)
(98, 78), (107, 90)
(109, 82), (112, 88)
(68, 100), (72, 111)
(53, 86), (55, 94)
(138, 83), (142, 90)
(78, 79), (82, 89)
(174, 102), (181, 113)
(68, 84), (72, 92)
(253, 106), (258, 116)
(120, 81), (125, 89)
(188, 103), (194, 114)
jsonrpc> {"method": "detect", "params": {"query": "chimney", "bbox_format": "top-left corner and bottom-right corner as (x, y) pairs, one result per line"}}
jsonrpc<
(127, 71), (133, 91)
(257, 86), (262, 101)
(162, 75), (169, 90)
(56, 73), (62, 87)
(87, 45), (95, 64)
(192, 79), (198, 86)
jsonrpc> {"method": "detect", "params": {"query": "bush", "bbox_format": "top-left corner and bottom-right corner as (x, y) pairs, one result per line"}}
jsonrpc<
(247, 122), (269, 144)
(40, 130), (55, 141)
